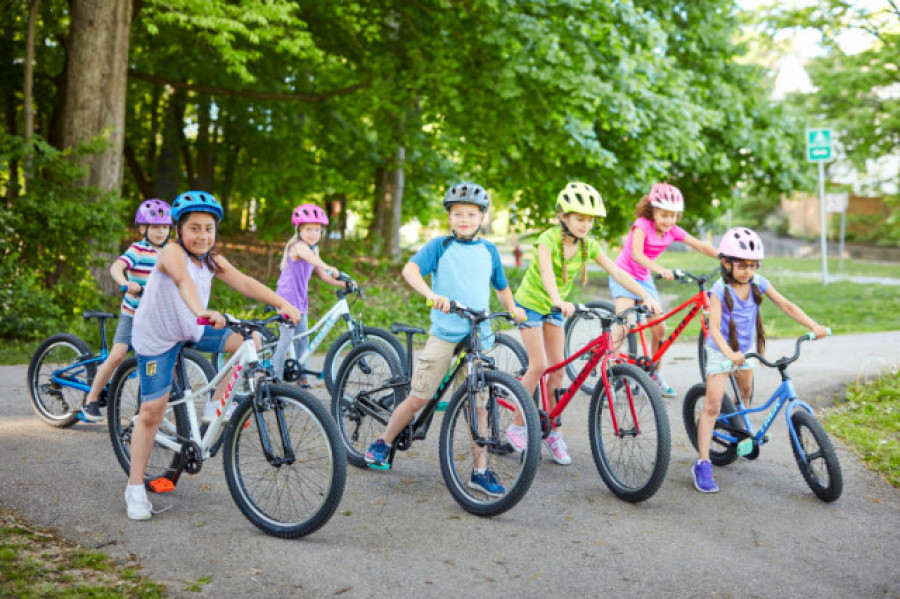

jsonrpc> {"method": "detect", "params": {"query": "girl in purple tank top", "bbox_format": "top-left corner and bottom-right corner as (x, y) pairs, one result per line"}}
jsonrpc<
(272, 204), (346, 387)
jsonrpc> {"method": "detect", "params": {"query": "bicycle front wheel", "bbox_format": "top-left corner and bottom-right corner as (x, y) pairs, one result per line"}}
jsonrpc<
(323, 326), (406, 395)
(27, 333), (95, 427)
(588, 363), (670, 502)
(682, 383), (741, 466)
(331, 341), (404, 467)
(107, 357), (189, 483)
(439, 370), (540, 517)
(789, 410), (842, 502)
(223, 384), (347, 538)
(563, 300), (637, 395)
(485, 332), (528, 377)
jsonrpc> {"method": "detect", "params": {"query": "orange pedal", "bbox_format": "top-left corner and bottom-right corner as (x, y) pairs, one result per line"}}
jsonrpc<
(148, 478), (175, 493)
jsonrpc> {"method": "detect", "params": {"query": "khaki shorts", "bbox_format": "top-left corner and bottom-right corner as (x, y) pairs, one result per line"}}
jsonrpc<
(410, 335), (465, 399)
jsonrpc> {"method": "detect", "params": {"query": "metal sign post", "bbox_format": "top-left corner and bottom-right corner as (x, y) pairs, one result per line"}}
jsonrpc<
(826, 192), (849, 271)
(807, 128), (834, 285)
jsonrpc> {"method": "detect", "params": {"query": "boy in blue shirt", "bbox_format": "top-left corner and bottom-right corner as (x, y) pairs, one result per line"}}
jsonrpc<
(365, 182), (525, 496)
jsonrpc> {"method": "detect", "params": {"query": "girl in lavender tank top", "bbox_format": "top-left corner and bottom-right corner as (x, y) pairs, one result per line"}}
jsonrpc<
(124, 192), (302, 522)
(272, 204), (346, 386)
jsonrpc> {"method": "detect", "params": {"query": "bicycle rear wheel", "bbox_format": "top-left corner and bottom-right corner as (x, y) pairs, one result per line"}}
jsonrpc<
(323, 326), (406, 395)
(682, 383), (741, 466)
(27, 333), (95, 427)
(223, 384), (347, 538)
(563, 300), (637, 395)
(789, 410), (842, 502)
(331, 342), (404, 467)
(439, 370), (540, 517)
(107, 357), (189, 482)
(588, 363), (670, 502)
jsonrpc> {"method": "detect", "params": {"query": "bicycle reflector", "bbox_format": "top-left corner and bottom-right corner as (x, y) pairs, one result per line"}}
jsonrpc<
(148, 478), (175, 493)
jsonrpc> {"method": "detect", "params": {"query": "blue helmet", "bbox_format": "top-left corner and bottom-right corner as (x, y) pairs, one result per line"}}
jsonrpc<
(171, 191), (223, 222)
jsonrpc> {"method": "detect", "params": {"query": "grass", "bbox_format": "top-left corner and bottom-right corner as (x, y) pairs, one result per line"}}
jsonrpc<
(0, 508), (167, 597)
(824, 369), (900, 488)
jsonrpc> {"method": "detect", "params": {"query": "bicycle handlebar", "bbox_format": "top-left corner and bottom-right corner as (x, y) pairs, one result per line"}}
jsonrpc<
(197, 312), (291, 335)
(426, 299), (515, 325)
(719, 328), (831, 370)
(653, 268), (718, 287)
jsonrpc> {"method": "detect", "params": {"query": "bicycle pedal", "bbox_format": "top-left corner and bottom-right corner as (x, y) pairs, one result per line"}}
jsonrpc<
(367, 462), (391, 471)
(736, 438), (754, 457)
(75, 412), (87, 423)
(147, 478), (176, 493)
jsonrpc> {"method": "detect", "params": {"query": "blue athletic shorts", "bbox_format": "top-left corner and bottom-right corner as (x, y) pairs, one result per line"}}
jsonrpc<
(515, 301), (564, 329)
(112, 313), (133, 346)
(608, 276), (659, 302)
(138, 327), (231, 402)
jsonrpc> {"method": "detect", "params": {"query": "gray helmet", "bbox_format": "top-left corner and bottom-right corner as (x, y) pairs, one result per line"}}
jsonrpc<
(443, 182), (490, 212)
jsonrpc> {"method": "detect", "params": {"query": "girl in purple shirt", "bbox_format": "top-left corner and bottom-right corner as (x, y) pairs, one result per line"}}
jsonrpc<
(610, 183), (718, 396)
(272, 204), (345, 386)
(693, 227), (827, 494)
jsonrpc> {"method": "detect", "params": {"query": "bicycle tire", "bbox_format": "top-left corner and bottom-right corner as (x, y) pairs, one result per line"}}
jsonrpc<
(789, 410), (842, 502)
(439, 370), (540, 517)
(682, 383), (741, 466)
(27, 333), (96, 428)
(486, 332), (528, 377)
(588, 363), (670, 502)
(323, 326), (406, 395)
(331, 341), (404, 468)
(106, 352), (215, 482)
(698, 329), (708, 381)
(563, 300), (637, 395)
(223, 384), (347, 538)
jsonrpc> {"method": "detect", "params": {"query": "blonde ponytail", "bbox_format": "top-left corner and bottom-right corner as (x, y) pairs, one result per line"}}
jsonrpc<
(280, 231), (300, 271)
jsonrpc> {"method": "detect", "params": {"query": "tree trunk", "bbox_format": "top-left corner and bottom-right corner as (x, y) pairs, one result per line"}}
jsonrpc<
(381, 145), (404, 259)
(195, 95), (215, 192)
(59, 0), (133, 193)
(153, 89), (185, 201)
(24, 0), (40, 143)
(369, 166), (387, 246)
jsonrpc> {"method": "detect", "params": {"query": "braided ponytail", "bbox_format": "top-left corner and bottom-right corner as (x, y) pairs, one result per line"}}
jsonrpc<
(723, 287), (740, 352)
(580, 239), (588, 286)
(752, 282), (766, 354)
(559, 231), (568, 285)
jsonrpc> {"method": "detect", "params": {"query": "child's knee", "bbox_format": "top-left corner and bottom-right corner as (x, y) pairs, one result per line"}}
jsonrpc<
(110, 344), (129, 362)
(404, 395), (428, 413)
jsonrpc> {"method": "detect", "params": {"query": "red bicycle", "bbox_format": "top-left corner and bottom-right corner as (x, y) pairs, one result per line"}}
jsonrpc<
(533, 304), (670, 503)
(564, 269), (716, 396)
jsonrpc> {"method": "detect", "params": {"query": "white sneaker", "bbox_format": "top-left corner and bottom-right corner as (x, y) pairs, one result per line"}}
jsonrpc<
(125, 485), (152, 521)
(654, 372), (676, 398)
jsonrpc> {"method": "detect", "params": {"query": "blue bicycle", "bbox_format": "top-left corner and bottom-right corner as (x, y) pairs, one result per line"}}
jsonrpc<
(682, 331), (843, 502)
(27, 310), (213, 427)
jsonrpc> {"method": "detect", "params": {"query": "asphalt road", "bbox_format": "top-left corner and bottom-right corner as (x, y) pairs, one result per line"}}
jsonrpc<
(2, 331), (899, 597)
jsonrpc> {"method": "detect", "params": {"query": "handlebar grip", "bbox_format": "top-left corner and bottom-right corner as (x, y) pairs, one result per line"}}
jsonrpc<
(120, 285), (128, 292)
(197, 317), (213, 325)
(809, 327), (833, 341)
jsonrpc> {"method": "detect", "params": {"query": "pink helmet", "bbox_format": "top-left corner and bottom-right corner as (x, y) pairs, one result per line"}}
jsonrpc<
(648, 183), (684, 212)
(135, 199), (172, 225)
(718, 227), (764, 260)
(291, 203), (329, 227)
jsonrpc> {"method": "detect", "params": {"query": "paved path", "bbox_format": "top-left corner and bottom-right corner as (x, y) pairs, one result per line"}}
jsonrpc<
(1, 332), (899, 597)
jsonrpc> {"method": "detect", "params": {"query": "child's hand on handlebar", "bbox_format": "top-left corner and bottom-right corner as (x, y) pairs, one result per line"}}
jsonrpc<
(278, 303), (302, 325)
(511, 306), (527, 323)
(123, 281), (142, 295)
(725, 349), (745, 366)
(198, 309), (226, 329)
(555, 301), (576, 319)
(659, 268), (675, 281)
(428, 294), (451, 313)
(641, 297), (662, 315)
(810, 323), (829, 340)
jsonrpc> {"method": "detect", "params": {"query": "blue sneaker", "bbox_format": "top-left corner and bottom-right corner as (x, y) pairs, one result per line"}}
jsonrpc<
(365, 439), (391, 467)
(692, 459), (719, 493)
(468, 470), (505, 497)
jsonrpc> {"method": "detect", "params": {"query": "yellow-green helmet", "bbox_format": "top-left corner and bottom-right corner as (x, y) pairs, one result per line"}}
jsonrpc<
(556, 182), (606, 217)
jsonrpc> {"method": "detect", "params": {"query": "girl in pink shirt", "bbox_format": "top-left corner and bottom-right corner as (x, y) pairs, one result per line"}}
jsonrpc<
(610, 183), (718, 397)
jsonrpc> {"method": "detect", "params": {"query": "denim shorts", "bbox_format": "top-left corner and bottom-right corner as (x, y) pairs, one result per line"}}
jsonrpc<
(138, 327), (232, 402)
(704, 344), (757, 376)
(515, 301), (564, 329)
(608, 276), (659, 302)
(112, 313), (134, 346)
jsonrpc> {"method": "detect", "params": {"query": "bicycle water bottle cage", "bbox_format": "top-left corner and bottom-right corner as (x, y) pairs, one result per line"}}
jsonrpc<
(554, 388), (566, 403)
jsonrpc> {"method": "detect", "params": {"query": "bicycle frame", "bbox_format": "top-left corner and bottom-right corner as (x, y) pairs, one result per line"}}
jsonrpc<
(630, 289), (709, 364)
(713, 371), (816, 456)
(536, 329), (633, 436)
(49, 319), (113, 393)
(275, 295), (353, 363)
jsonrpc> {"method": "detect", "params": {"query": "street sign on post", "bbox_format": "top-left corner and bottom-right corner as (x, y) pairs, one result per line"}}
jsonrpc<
(807, 128), (833, 162)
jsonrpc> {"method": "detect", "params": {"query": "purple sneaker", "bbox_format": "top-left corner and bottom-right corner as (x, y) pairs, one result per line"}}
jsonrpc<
(692, 459), (719, 493)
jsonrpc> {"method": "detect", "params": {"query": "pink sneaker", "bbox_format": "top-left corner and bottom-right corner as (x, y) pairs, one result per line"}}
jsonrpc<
(544, 432), (572, 465)
(505, 425), (527, 453)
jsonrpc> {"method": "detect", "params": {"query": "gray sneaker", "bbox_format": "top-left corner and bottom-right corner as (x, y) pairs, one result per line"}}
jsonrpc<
(81, 402), (103, 423)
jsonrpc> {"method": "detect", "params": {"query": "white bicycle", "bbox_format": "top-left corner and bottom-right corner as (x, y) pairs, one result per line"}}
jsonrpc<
(211, 272), (406, 394)
(107, 313), (347, 538)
